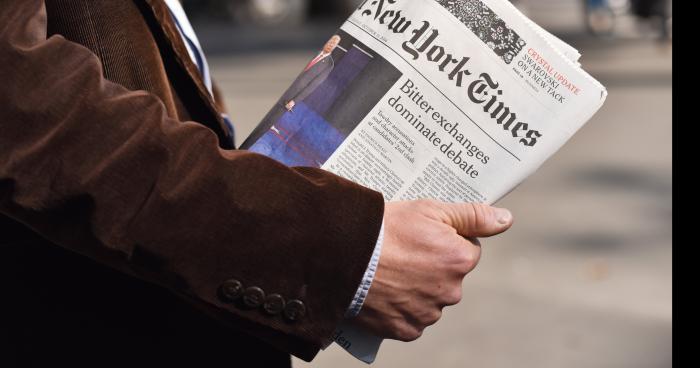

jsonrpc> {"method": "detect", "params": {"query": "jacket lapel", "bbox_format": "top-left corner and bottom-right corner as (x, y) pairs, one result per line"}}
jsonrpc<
(140, 0), (234, 149)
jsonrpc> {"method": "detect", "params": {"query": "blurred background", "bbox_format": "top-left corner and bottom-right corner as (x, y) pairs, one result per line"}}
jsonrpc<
(186, 0), (672, 367)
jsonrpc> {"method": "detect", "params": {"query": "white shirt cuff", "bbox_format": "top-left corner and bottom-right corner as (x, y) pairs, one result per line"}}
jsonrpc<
(345, 221), (384, 318)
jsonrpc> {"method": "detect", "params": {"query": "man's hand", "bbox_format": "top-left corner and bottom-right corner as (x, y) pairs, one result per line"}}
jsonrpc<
(353, 200), (513, 341)
(285, 100), (296, 111)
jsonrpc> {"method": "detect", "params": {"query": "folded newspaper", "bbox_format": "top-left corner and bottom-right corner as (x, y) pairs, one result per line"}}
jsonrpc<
(242, 0), (607, 363)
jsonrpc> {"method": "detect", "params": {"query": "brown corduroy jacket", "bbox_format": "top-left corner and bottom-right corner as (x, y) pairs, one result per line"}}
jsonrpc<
(0, 1), (384, 366)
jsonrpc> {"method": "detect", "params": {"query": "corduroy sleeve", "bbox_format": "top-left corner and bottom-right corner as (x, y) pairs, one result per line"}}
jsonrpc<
(0, 1), (384, 361)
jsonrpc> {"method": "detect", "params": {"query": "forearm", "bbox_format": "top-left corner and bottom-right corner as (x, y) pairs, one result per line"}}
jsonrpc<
(0, 0), (384, 360)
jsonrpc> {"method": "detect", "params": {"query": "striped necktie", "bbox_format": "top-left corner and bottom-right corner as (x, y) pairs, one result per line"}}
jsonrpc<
(164, 0), (236, 146)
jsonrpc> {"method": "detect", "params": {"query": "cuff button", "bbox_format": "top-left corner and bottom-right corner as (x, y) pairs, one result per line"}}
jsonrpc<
(242, 286), (266, 308)
(219, 279), (243, 303)
(263, 294), (286, 315)
(284, 300), (306, 322)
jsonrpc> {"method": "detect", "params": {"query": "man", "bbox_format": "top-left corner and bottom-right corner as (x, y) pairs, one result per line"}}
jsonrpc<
(284, 34), (340, 112)
(0, 1), (513, 367)
(244, 34), (341, 148)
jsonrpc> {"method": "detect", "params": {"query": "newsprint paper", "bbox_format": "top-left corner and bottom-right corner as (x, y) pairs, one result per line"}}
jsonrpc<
(241, 0), (607, 363)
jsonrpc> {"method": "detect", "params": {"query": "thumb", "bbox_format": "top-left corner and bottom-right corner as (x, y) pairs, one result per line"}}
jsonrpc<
(439, 203), (513, 238)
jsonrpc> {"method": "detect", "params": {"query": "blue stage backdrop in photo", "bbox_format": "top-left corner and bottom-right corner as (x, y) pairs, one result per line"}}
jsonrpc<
(250, 46), (373, 167)
(249, 103), (345, 167)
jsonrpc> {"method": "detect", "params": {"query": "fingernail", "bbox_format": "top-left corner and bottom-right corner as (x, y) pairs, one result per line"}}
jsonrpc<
(494, 208), (512, 225)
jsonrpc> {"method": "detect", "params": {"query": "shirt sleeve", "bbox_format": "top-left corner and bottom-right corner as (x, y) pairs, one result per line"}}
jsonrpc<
(345, 220), (385, 318)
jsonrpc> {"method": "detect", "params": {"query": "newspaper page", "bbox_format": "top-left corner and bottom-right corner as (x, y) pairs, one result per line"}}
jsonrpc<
(241, 0), (607, 363)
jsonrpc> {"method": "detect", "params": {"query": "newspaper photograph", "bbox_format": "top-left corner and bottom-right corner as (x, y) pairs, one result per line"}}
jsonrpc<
(241, 0), (608, 363)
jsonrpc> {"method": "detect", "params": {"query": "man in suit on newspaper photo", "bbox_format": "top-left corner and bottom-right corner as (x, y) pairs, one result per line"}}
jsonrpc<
(244, 34), (342, 147)
(283, 34), (341, 112)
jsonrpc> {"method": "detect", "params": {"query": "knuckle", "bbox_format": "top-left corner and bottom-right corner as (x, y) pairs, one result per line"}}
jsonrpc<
(444, 288), (463, 306)
(425, 310), (442, 325)
(465, 250), (481, 268)
(394, 324), (423, 342)
(454, 247), (470, 263)
(455, 248), (480, 273)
